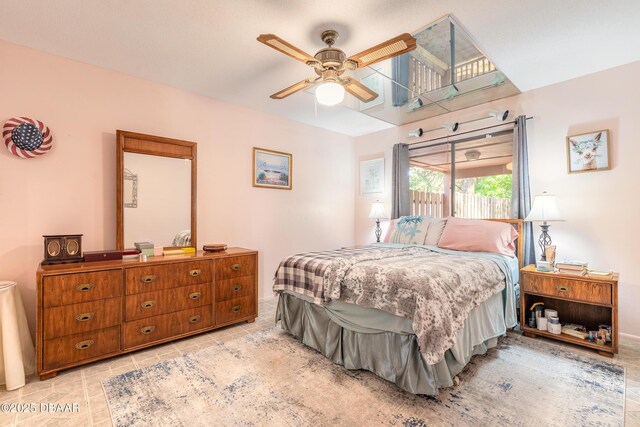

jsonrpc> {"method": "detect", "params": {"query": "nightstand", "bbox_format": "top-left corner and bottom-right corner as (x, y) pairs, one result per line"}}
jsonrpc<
(520, 265), (619, 357)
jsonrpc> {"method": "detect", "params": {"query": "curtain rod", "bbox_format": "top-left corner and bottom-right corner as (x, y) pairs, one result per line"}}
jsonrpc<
(407, 116), (533, 150)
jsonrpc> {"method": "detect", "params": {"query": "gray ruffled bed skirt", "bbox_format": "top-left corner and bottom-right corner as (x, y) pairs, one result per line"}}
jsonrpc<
(276, 292), (500, 395)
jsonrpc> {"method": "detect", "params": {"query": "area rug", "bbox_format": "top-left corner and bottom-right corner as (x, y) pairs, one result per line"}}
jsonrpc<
(102, 328), (625, 427)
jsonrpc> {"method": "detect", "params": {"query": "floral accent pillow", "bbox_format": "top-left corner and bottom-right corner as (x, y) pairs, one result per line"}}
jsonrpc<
(383, 216), (430, 245)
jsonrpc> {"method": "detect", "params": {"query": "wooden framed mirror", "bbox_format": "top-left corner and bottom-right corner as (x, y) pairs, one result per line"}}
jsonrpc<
(116, 130), (197, 251)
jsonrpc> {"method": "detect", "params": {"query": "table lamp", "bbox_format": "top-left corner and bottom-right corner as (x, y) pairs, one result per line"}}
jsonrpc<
(524, 192), (564, 261)
(368, 201), (387, 243)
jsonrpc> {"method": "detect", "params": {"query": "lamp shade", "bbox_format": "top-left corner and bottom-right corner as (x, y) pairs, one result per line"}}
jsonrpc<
(524, 192), (563, 222)
(316, 82), (345, 106)
(368, 201), (386, 220)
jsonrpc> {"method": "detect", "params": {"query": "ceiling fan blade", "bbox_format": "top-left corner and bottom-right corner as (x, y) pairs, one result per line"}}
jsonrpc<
(270, 78), (319, 99)
(257, 34), (317, 64)
(342, 78), (379, 103)
(347, 33), (417, 68)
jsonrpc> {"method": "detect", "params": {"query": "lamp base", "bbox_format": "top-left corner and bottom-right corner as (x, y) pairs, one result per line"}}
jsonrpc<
(374, 220), (382, 243)
(537, 223), (552, 261)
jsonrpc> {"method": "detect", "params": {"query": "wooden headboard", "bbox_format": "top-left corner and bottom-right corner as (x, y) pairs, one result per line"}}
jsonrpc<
(487, 218), (525, 270)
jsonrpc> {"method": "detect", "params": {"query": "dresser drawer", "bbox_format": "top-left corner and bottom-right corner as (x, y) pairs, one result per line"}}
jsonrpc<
(126, 260), (211, 295)
(125, 283), (212, 321)
(215, 296), (256, 325)
(522, 274), (612, 305)
(215, 255), (256, 281)
(43, 270), (122, 307)
(43, 297), (121, 339)
(123, 306), (213, 349)
(43, 326), (120, 370)
(215, 276), (255, 302)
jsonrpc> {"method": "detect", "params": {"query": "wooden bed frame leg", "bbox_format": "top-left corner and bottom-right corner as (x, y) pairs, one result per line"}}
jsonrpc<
(598, 351), (614, 358)
(246, 318), (255, 324)
(523, 331), (537, 339)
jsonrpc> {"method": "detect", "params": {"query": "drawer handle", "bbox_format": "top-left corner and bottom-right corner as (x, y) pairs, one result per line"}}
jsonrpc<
(76, 283), (94, 292)
(231, 305), (241, 313)
(141, 275), (156, 283)
(189, 292), (201, 300)
(75, 340), (94, 350)
(140, 325), (156, 335)
(140, 300), (156, 309)
(188, 315), (201, 323)
(232, 284), (241, 292)
(189, 269), (201, 277)
(75, 312), (95, 322)
(558, 285), (570, 292)
(231, 263), (241, 271)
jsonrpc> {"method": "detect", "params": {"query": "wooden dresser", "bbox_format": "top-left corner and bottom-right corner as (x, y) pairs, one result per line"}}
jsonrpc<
(520, 264), (618, 357)
(36, 248), (257, 380)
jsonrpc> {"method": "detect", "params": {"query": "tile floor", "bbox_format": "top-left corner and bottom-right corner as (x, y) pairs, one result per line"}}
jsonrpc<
(1, 298), (638, 426)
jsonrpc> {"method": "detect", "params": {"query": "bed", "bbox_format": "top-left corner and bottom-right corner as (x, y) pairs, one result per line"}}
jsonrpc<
(273, 218), (524, 395)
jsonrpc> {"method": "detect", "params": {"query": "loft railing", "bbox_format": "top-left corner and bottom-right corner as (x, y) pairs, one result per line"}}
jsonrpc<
(454, 56), (496, 82)
(409, 57), (443, 95)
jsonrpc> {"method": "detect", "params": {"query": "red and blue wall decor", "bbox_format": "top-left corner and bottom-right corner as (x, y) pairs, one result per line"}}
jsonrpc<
(2, 117), (53, 158)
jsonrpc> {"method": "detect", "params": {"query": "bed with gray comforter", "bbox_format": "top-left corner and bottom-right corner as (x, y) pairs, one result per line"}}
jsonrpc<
(273, 244), (518, 395)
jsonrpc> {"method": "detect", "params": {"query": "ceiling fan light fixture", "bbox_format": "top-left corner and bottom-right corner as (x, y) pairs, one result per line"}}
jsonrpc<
(316, 81), (345, 106)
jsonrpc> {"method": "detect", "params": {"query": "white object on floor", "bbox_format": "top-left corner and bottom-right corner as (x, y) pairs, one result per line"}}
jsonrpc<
(0, 281), (35, 390)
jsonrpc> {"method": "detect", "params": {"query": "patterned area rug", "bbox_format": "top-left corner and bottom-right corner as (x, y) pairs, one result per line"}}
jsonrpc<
(102, 328), (624, 426)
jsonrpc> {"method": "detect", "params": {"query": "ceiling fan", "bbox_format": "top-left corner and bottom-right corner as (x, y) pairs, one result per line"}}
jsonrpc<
(257, 30), (417, 106)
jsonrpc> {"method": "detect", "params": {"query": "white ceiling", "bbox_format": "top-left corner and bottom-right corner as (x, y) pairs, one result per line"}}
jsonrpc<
(1, 1), (639, 137)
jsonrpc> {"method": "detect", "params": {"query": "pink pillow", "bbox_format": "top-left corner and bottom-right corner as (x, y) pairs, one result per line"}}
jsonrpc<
(437, 217), (519, 257)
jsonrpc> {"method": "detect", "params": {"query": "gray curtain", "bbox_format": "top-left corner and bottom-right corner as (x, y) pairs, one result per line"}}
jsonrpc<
(391, 143), (410, 219)
(511, 115), (536, 266)
(391, 55), (410, 107)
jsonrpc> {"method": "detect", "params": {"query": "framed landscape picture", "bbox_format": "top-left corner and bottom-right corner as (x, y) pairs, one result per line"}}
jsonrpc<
(566, 129), (611, 174)
(253, 147), (292, 190)
(360, 157), (384, 194)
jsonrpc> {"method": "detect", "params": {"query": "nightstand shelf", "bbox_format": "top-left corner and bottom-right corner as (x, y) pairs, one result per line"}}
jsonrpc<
(520, 265), (619, 357)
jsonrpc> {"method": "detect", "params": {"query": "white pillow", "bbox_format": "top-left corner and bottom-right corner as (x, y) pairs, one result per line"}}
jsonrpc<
(424, 217), (447, 246)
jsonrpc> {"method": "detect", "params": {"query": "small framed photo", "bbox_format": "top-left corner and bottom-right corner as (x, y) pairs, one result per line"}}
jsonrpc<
(360, 158), (384, 194)
(566, 129), (610, 174)
(253, 147), (292, 190)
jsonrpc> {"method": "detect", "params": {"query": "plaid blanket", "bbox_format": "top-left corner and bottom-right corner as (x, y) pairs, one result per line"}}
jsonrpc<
(273, 245), (506, 364)
(273, 247), (414, 304)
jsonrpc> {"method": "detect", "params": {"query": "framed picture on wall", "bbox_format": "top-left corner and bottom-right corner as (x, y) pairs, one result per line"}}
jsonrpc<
(566, 129), (611, 174)
(360, 158), (384, 194)
(253, 147), (292, 190)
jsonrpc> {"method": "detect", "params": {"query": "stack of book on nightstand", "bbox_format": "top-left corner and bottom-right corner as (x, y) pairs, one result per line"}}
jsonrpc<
(555, 260), (588, 275)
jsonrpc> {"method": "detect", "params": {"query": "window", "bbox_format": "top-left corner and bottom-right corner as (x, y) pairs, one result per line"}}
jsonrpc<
(409, 130), (513, 219)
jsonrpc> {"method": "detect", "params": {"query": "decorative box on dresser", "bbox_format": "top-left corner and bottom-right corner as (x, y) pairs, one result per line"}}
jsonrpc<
(36, 248), (257, 380)
(520, 264), (618, 357)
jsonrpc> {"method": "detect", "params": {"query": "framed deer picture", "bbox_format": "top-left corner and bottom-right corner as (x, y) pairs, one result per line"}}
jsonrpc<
(566, 129), (611, 174)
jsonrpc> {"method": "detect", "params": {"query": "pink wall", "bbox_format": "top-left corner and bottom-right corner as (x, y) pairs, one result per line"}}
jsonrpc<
(355, 61), (640, 338)
(0, 40), (355, 336)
